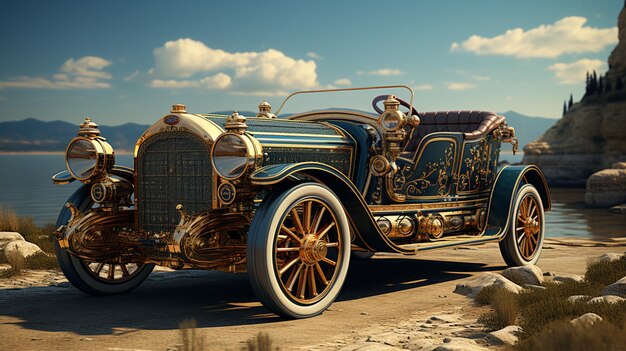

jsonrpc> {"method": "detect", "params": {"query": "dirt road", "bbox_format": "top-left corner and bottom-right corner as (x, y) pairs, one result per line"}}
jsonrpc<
(1, 238), (625, 351)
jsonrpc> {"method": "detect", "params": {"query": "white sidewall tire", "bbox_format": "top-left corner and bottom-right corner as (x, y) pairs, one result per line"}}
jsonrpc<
(249, 183), (351, 318)
(502, 184), (545, 266)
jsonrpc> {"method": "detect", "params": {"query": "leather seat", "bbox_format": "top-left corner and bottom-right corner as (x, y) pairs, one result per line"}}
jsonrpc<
(403, 111), (505, 152)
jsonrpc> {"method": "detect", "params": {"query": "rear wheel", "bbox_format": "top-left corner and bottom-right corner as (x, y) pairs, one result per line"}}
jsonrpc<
(55, 185), (154, 295)
(499, 184), (545, 266)
(247, 183), (351, 318)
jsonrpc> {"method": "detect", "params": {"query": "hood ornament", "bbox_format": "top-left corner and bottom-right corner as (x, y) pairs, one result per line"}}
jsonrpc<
(256, 100), (276, 119)
(77, 118), (101, 138)
(225, 111), (248, 134)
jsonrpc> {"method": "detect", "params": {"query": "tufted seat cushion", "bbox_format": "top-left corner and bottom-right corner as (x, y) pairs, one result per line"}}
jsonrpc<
(403, 111), (505, 152)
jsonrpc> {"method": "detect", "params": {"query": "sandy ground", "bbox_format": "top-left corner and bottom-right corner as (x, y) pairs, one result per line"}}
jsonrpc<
(1, 237), (625, 351)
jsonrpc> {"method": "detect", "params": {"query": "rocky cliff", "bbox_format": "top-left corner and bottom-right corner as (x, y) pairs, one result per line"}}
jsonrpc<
(523, 4), (626, 186)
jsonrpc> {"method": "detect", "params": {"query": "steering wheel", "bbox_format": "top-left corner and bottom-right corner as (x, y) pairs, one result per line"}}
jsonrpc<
(372, 95), (419, 116)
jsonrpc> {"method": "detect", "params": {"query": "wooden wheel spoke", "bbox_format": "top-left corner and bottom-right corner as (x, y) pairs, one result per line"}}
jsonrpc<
(517, 233), (525, 244)
(94, 262), (105, 275)
(279, 257), (301, 277)
(281, 225), (302, 243)
(311, 206), (326, 234)
(107, 264), (115, 280)
(297, 266), (309, 299)
(317, 222), (336, 241)
(315, 262), (329, 285)
(326, 242), (339, 248)
(290, 208), (305, 235)
(309, 267), (318, 297)
(286, 263), (303, 291)
(529, 204), (537, 218)
(517, 215), (525, 222)
(120, 264), (130, 277)
(320, 256), (336, 266)
(303, 201), (312, 234)
(277, 247), (301, 253)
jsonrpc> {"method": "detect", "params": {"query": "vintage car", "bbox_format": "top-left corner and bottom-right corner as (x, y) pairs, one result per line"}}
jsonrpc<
(51, 85), (550, 318)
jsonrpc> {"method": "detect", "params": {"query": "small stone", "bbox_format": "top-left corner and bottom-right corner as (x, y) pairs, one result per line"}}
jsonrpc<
(543, 271), (556, 276)
(570, 313), (603, 328)
(567, 295), (591, 303)
(552, 274), (584, 284)
(487, 325), (522, 346)
(523, 284), (546, 291)
(453, 273), (522, 298)
(429, 314), (461, 323)
(366, 332), (409, 346)
(588, 295), (626, 304)
(502, 265), (544, 285)
(80, 337), (94, 341)
(360, 311), (369, 316)
(602, 276), (626, 297)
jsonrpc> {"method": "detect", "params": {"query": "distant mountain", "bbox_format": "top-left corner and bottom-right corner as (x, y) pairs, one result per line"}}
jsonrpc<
(499, 111), (555, 151)
(0, 110), (554, 152)
(0, 118), (149, 152)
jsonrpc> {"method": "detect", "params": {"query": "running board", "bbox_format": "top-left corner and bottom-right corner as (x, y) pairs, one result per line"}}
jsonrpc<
(398, 235), (501, 254)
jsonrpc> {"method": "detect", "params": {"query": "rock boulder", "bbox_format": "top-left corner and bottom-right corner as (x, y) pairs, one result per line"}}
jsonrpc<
(585, 164), (626, 207)
(602, 276), (626, 297)
(453, 273), (522, 298)
(3, 240), (42, 261)
(502, 265), (543, 286)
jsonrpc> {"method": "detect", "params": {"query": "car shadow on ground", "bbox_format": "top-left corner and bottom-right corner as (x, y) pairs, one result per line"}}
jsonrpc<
(0, 256), (500, 335)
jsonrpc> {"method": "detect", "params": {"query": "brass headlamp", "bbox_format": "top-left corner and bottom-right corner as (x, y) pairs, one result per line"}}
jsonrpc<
(65, 118), (114, 182)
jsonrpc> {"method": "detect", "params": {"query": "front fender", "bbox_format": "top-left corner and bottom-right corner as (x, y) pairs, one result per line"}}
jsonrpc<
(250, 162), (414, 254)
(483, 164), (551, 238)
(51, 165), (134, 185)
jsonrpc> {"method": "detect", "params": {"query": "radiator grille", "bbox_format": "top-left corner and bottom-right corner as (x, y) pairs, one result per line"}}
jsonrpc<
(136, 131), (212, 232)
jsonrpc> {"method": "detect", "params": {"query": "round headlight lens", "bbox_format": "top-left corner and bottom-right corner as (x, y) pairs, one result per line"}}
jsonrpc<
(212, 134), (250, 179)
(66, 139), (98, 180)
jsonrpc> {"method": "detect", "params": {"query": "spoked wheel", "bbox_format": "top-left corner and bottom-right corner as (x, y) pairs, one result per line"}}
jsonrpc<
(499, 184), (545, 266)
(54, 185), (154, 295)
(248, 183), (351, 318)
(82, 261), (147, 284)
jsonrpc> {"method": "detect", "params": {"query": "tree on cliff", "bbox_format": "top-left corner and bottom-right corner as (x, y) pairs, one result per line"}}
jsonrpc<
(568, 94), (574, 109)
(563, 101), (567, 116)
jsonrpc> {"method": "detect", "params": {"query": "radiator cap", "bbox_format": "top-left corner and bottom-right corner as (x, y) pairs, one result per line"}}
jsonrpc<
(171, 104), (187, 113)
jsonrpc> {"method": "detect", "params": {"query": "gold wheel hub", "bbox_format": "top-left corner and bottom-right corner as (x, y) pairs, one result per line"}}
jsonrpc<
(300, 234), (328, 265)
(525, 217), (540, 236)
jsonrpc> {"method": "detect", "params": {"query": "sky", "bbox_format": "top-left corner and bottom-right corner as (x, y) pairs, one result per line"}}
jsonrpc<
(0, 0), (622, 125)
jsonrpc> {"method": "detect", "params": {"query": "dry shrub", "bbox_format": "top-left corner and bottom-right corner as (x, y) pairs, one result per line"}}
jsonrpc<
(516, 320), (626, 351)
(475, 285), (500, 306)
(1, 250), (26, 278)
(178, 319), (204, 351)
(25, 251), (58, 270)
(0, 205), (20, 231)
(244, 332), (279, 351)
(478, 287), (518, 331)
(585, 254), (626, 286)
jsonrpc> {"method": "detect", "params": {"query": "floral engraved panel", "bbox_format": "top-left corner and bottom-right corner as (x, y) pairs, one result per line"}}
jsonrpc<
(393, 141), (456, 198)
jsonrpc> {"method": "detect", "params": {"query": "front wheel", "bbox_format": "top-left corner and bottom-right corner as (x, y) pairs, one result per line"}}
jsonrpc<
(499, 184), (545, 266)
(55, 185), (154, 295)
(247, 183), (351, 318)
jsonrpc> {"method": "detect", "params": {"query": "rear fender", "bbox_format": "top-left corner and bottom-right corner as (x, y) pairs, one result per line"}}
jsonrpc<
(250, 162), (413, 254)
(482, 165), (551, 239)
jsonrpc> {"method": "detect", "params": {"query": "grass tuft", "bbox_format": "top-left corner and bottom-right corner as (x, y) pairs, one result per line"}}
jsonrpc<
(244, 332), (279, 351)
(477, 287), (518, 331)
(178, 319), (204, 351)
(516, 320), (626, 351)
(584, 254), (626, 286)
(0, 250), (26, 278)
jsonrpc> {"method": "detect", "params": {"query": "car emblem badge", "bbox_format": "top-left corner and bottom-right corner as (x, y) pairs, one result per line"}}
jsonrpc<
(164, 115), (180, 125)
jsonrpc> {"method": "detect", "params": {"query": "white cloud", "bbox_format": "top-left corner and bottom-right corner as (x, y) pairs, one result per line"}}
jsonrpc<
(149, 73), (232, 90)
(471, 75), (491, 81)
(123, 70), (139, 81)
(0, 56), (112, 89)
(451, 17), (617, 58)
(307, 52), (323, 60)
(357, 68), (404, 76)
(151, 38), (318, 94)
(333, 78), (351, 86)
(548, 59), (606, 84)
(414, 84), (434, 91)
(445, 82), (477, 90)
